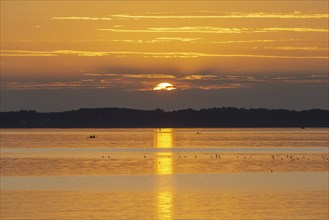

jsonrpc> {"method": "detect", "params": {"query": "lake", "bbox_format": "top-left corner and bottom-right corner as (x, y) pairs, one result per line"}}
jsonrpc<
(1, 128), (328, 219)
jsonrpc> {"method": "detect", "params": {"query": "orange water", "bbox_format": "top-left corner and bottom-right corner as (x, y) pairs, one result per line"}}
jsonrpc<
(1, 128), (328, 219)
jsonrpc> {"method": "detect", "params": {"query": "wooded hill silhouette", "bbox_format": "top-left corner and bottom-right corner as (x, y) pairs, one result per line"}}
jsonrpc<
(0, 107), (328, 128)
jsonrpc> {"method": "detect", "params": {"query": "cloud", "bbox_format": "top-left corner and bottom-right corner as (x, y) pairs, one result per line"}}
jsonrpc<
(194, 39), (303, 44)
(2, 72), (328, 92)
(261, 27), (328, 33)
(1, 50), (58, 56)
(2, 81), (99, 90)
(98, 27), (248, 33)
(51, 12), (329, 23)
(154, 37), (202, 42)
(110, 11), (329, 19)
(111, 38), (201, 44)
(50, 11), (329, 21)
(1, 49), (328, 59)
(98, 26), (329, 34)
(263, 46), (329, 51)
(52, 16), (112, 21)
(198, 84), (244, 90)
(108, 38), (304, 45)
(86, 73), (176, 79)
(182, 74), (218, 80)
(111, 39), (144, 43)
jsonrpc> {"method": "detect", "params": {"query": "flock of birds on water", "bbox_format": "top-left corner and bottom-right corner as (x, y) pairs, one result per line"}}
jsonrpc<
(99, 153), (329, 173)
(100, 153), (329, 161)
(90, 133), (328, 173)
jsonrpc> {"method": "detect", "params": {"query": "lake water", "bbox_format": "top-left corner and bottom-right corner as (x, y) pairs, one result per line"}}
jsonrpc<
(1, 128), (328, 219)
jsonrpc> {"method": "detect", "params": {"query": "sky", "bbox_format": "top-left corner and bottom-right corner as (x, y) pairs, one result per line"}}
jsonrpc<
(1, 1), (328, 112)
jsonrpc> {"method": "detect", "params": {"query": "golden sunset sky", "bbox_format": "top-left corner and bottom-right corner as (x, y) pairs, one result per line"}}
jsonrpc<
(1, 1), (328, 111)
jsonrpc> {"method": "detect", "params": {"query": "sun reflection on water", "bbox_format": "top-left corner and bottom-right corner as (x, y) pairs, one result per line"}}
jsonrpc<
(155, 128), (174, 220)
(157, 191), (173, 220)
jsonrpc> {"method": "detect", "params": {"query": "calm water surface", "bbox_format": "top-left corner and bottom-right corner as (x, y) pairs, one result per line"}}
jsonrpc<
(1, 128), (328, 219)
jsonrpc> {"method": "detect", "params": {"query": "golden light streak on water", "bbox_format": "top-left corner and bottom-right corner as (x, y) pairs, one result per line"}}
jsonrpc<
(155, 128), (174, 220)
(156, 152), (173, 175)
(157, 191), (174, 220)
(154, 128), (174, 149)
(154, 128), (174, 175)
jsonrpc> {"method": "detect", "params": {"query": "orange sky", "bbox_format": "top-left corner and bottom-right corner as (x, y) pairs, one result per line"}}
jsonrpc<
(0, 1), (328, 111)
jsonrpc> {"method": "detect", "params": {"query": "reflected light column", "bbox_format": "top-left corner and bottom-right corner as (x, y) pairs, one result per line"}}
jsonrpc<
(154, 128), (174, 220)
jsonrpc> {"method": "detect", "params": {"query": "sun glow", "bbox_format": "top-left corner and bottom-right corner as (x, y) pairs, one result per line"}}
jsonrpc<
(154, 83), (176, 91)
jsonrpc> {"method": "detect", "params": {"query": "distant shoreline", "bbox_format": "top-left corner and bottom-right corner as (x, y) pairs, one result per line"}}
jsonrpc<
(1, 127), (328, 129)
(1, 107), (328, 128)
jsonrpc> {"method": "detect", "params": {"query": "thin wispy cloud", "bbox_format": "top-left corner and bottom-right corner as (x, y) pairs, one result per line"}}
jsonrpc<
(262, 27), (328, 33)
(85, 73), (176, 79)
(155, 37), (201, 41)
(110, 38), (303, 45)
(110, 11), (329, 19)
(263, 46), (329, 51)
(50, 12), (328, 22)
(52, 16), (112, 21)
(98, 26), (329, 34)
(197, 84), (244, 90)
(195, 39), (304, 44)
(99, 27), (245, 34)
(1, 49), (328, 59)
(183, 74), (218, 80)
(2, 81), (100, 90)
(111, 37), (202, 44)
(111, 39), (144, 44)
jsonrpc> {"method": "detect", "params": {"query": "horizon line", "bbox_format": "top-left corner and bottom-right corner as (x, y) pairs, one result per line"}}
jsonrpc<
(2, 106), (328, 113)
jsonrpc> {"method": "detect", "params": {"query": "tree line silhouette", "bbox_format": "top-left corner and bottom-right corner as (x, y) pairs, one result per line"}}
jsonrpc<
(0, 107), (328, 128)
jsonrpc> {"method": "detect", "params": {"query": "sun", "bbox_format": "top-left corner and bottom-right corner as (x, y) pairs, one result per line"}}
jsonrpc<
(153, 83), (176, 91)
